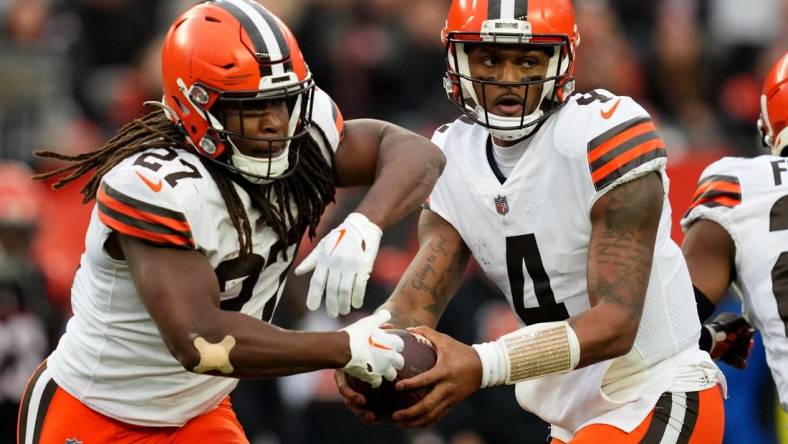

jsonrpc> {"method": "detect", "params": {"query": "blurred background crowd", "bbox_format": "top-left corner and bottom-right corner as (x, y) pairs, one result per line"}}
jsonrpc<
(0, 0), (786, 443)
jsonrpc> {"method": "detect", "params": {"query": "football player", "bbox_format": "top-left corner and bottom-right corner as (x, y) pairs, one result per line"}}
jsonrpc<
(17, 1), (445, 443)
(682, 51), (788, 410)
(336, 1), (727, 442)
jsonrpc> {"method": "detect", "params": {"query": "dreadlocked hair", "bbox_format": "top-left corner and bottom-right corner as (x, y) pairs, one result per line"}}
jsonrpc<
(34, 109), (336, 260)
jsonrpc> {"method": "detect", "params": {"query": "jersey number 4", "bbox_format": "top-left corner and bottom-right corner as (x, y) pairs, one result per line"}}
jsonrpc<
(506, 234), (570, 325)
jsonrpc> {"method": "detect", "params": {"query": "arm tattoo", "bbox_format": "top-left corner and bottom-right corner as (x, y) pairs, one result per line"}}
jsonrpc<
(588, 174), (663, 320)
(383, 215), (470, 328)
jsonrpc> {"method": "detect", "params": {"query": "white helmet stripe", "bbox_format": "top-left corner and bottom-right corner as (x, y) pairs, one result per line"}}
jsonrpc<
(225, 0), (285, 76)
(500, 0), (516, 19)
(247, 1), (293, 68)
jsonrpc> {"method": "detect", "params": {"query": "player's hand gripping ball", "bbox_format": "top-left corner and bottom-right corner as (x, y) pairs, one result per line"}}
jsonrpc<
(345, 329), (437, 420)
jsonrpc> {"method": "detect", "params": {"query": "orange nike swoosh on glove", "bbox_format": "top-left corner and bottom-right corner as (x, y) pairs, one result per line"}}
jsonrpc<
(600, 98), (621, 120)
(368, 335), (392, 350)
(331, 228), (347, 253)
(135, 171), (163, 192)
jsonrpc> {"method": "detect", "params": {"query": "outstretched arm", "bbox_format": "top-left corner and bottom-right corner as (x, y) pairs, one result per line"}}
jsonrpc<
(295, 119), (446, 317)
(335, 119), (446, 229)
(118, 233), (403, 383)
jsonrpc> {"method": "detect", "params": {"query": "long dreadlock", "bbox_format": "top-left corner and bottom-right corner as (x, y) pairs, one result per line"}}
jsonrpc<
(34, 109), (336, 259)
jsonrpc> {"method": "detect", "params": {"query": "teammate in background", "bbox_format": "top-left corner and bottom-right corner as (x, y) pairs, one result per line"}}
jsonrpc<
(17, 1), (445, 443)
(337, 1), (726, 442)
(681, 52), (788, 410)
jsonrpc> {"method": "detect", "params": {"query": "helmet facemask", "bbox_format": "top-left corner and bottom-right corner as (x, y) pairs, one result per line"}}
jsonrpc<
(444, 21), (575, 141)
(173, 74), (315, 184)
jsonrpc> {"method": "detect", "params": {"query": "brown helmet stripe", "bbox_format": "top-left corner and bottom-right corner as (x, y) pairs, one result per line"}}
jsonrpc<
(247, 1), (293, 72)
(515, 0), (528, 19)
(213, 0), (273, 77)
(488, 0), (502, 19)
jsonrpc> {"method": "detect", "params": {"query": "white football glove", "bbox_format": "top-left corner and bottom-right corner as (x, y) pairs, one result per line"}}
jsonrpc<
(341, 310), (404, 388)
(295, 212), (383, 318)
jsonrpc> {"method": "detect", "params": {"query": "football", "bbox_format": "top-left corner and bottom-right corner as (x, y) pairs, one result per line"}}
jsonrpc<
(346, 329), (437, 420)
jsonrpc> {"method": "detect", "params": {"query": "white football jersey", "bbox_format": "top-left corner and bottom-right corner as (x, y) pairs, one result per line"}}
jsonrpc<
(681, 155), (788, 410)
(430, 90), (722, 440)
(47, 89), (343, 427)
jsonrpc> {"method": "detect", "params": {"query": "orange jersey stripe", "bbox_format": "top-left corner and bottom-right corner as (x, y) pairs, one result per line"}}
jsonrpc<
(691, 195), (741, 209)
(591, 138), (664, 184)
(588, 121), (656, 163)
(97, 187), (191, 234)
(98, 211), (193, 247)
(692, 181), (741, 201)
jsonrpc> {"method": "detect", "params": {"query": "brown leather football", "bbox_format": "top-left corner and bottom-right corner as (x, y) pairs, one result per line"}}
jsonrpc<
(346, 329), (437, 421)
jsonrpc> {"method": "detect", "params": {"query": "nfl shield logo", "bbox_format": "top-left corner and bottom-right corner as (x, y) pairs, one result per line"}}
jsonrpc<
(494, 195), (509, 215)
(66, 439), (83, 444)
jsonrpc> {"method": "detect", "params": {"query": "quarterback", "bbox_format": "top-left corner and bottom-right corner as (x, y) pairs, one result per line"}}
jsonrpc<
(682, 52), (788, 410)
(337, 1), (726, 442)
(17, 1), (444, 443)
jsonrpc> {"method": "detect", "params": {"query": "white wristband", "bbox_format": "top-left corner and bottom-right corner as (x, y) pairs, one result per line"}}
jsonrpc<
(473, 321), (581, 388)
(472, 341), (508, 388)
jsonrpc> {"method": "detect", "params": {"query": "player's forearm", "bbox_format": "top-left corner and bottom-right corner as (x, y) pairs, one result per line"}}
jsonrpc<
(382, 223), (470, 329)
(577, 174), (662, 367)
(572, 241), (653, 367)
(569, 304), (640, 368)
(355, 125), (445, 228)
(173, 310), (350, 379)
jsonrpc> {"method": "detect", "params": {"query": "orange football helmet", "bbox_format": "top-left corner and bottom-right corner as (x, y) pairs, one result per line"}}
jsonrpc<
(759, 52), (788, 156)
(160, 0), (314, 183)
(442, 0), (580, 141)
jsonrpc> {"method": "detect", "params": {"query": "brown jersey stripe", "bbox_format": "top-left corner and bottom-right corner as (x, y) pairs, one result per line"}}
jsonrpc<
(684, 198), (740, 222)
(692, 181), (741, 202)
(98, 211), (194, 248)
(103, 183), (188, 222)
(588, 120), (656, 164)
(98, 201), (193, 241)
(589, 130), (659, 172)
(588, 116), (653, 152)
(98, 185), (191, 235)
(691, 189), (741, 208)
(591, 141), (666, 190)
(697, 174), (739, 188)
(689, 195), (741, 210)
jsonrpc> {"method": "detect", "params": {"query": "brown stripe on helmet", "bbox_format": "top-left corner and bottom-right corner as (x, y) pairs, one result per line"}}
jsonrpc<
(515, 0), (528, 19)
(488, 0), (502, 19)
(247, 1), (293, 72)
(213, 0), (273, 77)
